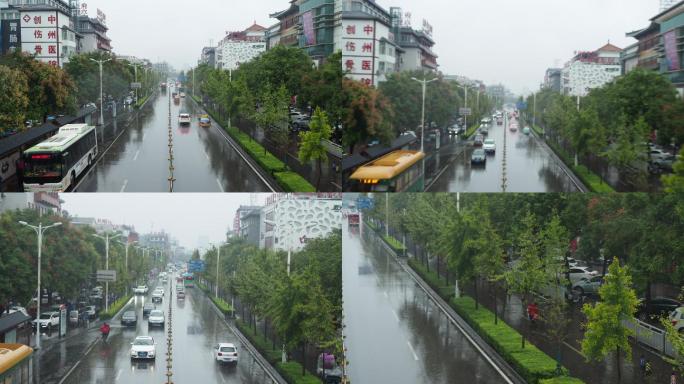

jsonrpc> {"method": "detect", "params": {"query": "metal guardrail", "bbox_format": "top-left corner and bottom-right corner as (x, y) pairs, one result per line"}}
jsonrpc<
(622, 317), (679, 358)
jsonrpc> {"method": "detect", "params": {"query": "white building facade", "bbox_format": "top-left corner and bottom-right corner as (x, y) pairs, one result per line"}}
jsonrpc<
(261, 193), (341, 252)
(216, 23), (267, 71)
(562, 43), (622, 97)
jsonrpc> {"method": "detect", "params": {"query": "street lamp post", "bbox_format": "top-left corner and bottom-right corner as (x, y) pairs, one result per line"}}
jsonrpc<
(18, 220), (62, 350)
(93, 233), (121, 312)
(90, 58), (112, 126)
(128, 63), (140, 105)
(119, 240), (137, 295)
(411, 76), (438, 153)
(215, 242), (225, 298)
(456, 84), (469, 132)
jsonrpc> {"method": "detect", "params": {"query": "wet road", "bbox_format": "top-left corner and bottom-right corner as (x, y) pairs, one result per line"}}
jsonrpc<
(74, 89), (270, 192)
(342, 222), (507, 384)
(60, 278), (273, 384)
(428, 112), (581, 192)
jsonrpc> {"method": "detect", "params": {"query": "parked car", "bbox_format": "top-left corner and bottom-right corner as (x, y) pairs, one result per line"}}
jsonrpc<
(291, 115), (310, 131)
(214, 343), (238, 365)
(483, 139), (496, 153)
(143, 303), (155, 317)
(84, 305), (97, 320)
(648, 148), (670, 161)
(68, 310), (80, 325)
(33, 312), (60, 331)
(670, 307), (684, 334)
(571, 275), (604, 296)
(130, 336), (156, 360)
(148, 310), (165, 327)
(121, 310), (137, 326)
(648, 154), (676, 174)
(567, 266), (598, 285)
(134, 285), (148, 295)
(636, 297), (682, 322)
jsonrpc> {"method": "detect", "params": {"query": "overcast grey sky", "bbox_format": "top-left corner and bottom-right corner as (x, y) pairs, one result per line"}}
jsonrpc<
(61, 193), (266, 249)
(85, 0), (659, 94)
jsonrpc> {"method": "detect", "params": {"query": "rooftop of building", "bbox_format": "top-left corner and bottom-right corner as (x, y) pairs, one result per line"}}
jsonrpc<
(652, 0), (684, 21)
(596, 42), (622, 52)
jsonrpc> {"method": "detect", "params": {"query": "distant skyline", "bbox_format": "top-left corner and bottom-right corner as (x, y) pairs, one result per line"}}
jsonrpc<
(83, 0), (661, 94)
(61, 193), (266, 249)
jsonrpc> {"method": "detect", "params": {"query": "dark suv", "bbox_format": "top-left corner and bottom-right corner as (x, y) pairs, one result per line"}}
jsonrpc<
(636, 297), (681, 322)
(121, 310), (137, 326)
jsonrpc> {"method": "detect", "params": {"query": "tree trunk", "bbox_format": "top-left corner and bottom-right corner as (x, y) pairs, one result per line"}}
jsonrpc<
(616, 347), (621, 382)
(474, 279), (479, 310)
(494, 286), (498, 325)
(301, 343), (307, 376)
(316, 158), (322, 191)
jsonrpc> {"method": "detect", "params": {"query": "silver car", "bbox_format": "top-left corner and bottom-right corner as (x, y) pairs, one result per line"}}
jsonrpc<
(147, 310), (165, 327)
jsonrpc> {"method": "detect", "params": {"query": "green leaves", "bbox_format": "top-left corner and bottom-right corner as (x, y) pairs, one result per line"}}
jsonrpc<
(0, 65), (29, 133)
(581, 257), (639, 363)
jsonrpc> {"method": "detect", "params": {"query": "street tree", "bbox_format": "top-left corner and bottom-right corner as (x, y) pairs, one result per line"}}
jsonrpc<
(504, 211), (546, 349)
(300, 51), (345, 123)
(0, 66), (29, 133)
(341, 78), (395, 153)
(581, 257), (639, 383)
(298, 107), (332, 190)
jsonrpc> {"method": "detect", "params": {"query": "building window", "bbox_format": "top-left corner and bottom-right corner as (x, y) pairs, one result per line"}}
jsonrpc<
(378, 61), (385, 72)
(379, 41), (386, 55)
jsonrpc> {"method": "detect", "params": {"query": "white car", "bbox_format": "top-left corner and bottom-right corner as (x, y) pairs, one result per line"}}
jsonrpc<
(567, 266), (598, 285)
(179, 113), (191, 125)
(130, 336), (156, 360)
(155, 287), (165, 296)
(483, 139), (496, 153)
(134, 285), (148, 294)
(33, 312), (60, 331)
(670, 307), (684, 334)
(152, 291), (163, 303)
(148, 310), (165, 327)
(214, 343), (238, 364)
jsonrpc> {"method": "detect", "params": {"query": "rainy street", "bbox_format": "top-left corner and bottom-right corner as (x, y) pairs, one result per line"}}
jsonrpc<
(342, 222), (511, 384)
(36, 276), (273, 384)
(426, 112), (582, 192)
(73, 89), (272, 192)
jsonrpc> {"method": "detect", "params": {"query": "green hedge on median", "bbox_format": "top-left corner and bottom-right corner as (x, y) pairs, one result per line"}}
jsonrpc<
(539, 377), (585, 384)
(465, 124), (480, 138)
(210, 296), (233, 315)
(99, 295), (132, 320)
(274, 171), (316, 192)
(278, 362), (322, 384)
(382, 234), (405, 252)
(408, 258), (456, 301)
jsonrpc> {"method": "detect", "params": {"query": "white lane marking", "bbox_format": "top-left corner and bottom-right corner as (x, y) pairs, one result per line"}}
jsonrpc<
(133, 149), (140, 161)
(391, 309), (400, 322)
(383, 291), (389, 299)
(204, 151), (210, 161)
(115, 369), (122, 381)
(142, 133), (146, 141)
(406, 341), (419, 361)
(216, 178), (225, 192)
(120, 179), (128, 193)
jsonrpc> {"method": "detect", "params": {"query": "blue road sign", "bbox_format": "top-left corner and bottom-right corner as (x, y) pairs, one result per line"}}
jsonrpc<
(356, 197), (374, 210)
(516, 101), (528, 111)
(187, 260), (205, 273)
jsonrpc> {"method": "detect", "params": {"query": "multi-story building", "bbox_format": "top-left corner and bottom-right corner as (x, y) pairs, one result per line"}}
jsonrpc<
(623, 22), (660, 75)
(261, 193), (341, 252)
(0, 192), (61, 215)
(390, 8), (437, 73)
(7, 0), (78, 67)
(216, 23), (267, 70)
(233, 205), (262, 247)
(653, 2), (684, 93)
(544, 68), (562, 92)
(267, 0), (299, 49)
(75, 14), (111, 53)
(561, 43), (622, 97)
(299, 0), (336, 63)
(200, 46), (216, 67)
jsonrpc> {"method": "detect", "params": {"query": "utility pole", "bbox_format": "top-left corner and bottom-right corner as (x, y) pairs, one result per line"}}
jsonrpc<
(129, 63), (140, 104)
(411, 76), (438, 153)
(90, 58), (112, 126)
(93, 233), (121, 312)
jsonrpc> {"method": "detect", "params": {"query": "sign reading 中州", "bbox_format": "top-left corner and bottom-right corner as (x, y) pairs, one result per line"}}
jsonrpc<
(341, 19), (378, 86)
(20, 10), (61, 67)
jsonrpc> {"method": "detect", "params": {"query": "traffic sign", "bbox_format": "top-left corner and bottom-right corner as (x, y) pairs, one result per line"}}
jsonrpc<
(459, 107), (472, 116)
(131, 82), (142, 89)
(516, 101), (528, 111)
(96, 269), (116, 282)
(188, 260), (205, 273)
(356, 197), (374, 210)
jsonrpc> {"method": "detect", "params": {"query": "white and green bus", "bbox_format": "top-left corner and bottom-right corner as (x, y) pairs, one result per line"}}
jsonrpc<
(22, 124), (97, 191)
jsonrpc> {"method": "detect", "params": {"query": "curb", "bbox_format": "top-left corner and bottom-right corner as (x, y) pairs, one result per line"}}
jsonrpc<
(528, 128), (589, 192)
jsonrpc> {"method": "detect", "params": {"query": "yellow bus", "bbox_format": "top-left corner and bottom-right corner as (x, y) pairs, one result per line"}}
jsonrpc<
(0, 344), (33, 384)
(349, 150), (425, 192)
